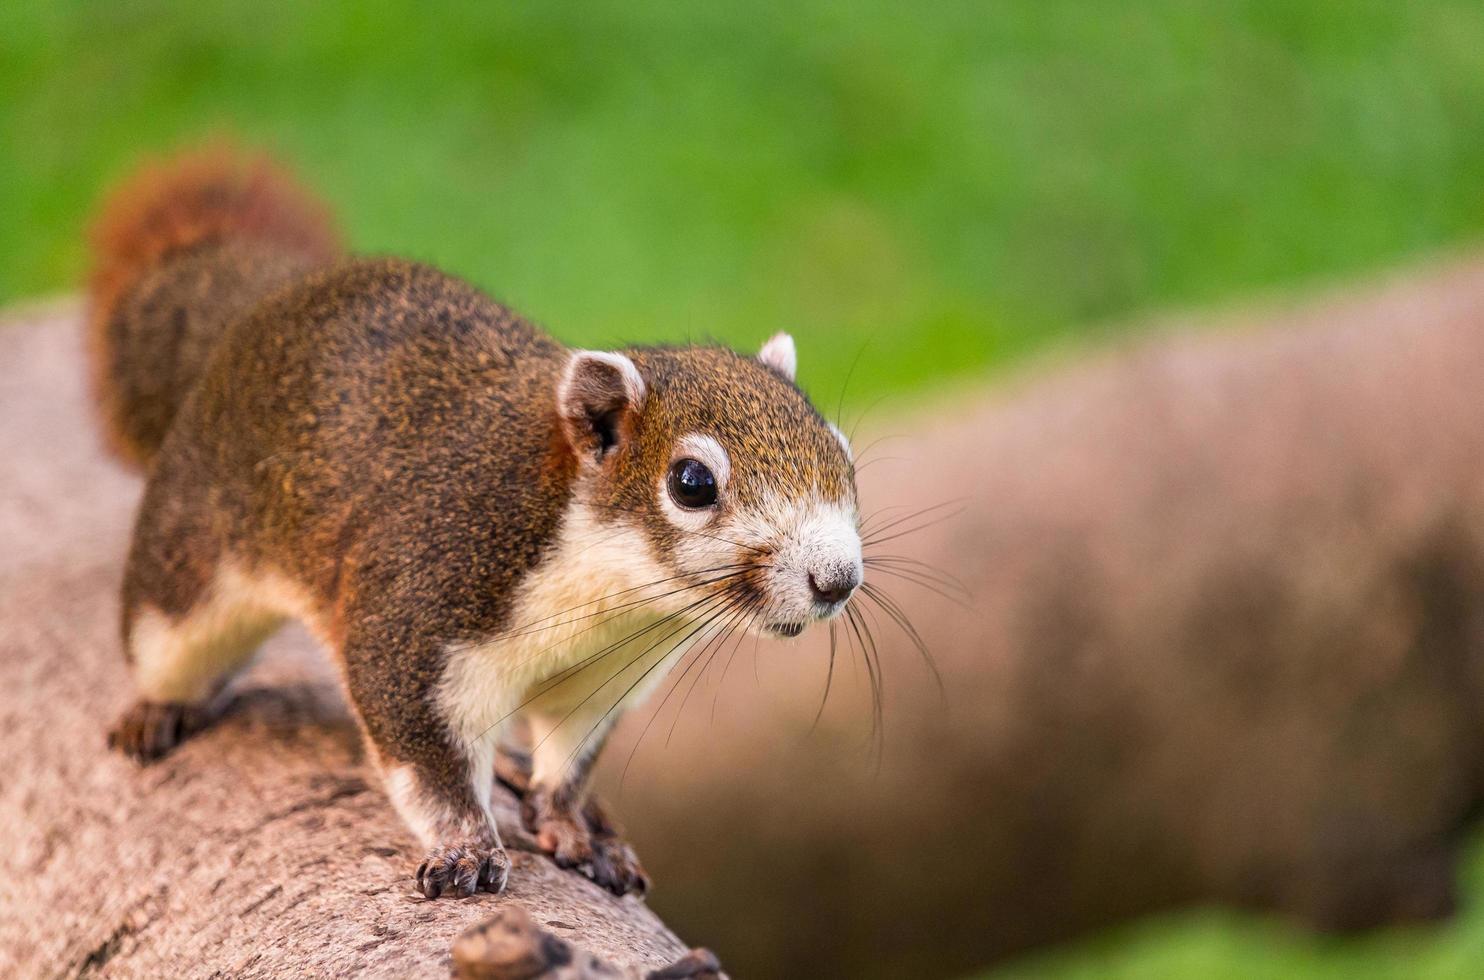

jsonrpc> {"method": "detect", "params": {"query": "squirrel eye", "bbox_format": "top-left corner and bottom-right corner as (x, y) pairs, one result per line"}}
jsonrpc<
(667, 458), (718, 509)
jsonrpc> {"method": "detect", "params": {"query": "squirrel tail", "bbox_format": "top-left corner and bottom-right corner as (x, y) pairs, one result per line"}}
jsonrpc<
(86, 145), (342, 468)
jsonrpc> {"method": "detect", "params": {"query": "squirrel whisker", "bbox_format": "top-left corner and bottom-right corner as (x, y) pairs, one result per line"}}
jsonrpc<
(663, 587), (763, 748)
(613, 586), (762, 784)
(860, 583), (943, 699)
(476, 586), (742, 748)
(493, 564), (757, 642)
(709, 588), (780, 724)
(536, 585), (745, 759)
(561, 586), (755, 780)
(811, 619), (841, 732)
(843, 603), (886, 766)
(862, 558), (972, 607)
(496, 569), (764, 680)
(859, 498), (967, 548)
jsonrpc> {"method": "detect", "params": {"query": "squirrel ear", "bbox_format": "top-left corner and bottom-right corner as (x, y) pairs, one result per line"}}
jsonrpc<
(757, 332), (797, 381)
(557, 350), (646, 465)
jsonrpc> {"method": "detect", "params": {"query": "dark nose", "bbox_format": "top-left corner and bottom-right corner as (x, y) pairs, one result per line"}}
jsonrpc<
(809, 567), (860, 605)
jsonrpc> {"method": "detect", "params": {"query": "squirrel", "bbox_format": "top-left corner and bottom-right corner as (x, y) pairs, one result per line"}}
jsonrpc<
(88, 147), (863, 899)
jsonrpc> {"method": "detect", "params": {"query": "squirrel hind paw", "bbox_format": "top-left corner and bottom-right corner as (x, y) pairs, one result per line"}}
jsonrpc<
(107, 699), (208, 762)
(586, 834), (650, 897)
(522, 790), (650, 896)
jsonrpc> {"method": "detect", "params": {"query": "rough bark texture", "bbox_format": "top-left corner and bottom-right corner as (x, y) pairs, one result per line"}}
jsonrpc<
(603, 258), (1484, 977)
(0, 302), (709, 978)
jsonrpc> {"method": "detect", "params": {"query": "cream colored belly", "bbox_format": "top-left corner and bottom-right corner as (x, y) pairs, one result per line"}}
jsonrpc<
(437, 607), (701, 769)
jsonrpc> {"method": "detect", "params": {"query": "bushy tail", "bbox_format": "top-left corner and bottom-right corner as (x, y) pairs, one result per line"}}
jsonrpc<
(87, 146), (342, 468)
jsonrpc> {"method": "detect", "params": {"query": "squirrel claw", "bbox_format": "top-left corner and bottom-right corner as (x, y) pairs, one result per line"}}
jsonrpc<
(416, 841), (509, 899)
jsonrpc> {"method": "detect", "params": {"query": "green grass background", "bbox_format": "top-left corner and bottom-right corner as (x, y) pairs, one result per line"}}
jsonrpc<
(5, 2), (1484, 975)
(991, 839), (1484, 980)
(6, 1), (1484, 413)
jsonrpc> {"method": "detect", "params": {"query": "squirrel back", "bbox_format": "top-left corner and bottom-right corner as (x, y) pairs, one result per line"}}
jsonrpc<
(87, 147), (342, 468)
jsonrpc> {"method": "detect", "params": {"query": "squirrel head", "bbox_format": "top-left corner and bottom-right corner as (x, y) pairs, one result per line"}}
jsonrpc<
(555, 332), (861, 636)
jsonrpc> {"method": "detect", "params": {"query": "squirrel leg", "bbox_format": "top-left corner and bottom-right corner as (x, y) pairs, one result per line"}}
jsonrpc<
(494, 731), (534, 796)
(496, 734), (632, 865)
(520, 709), (649, 896)
(341, 633), (511, 899)
(110, 578), (282, 761)
(110, 505), (286, 761)
(375, 742), (510, 899)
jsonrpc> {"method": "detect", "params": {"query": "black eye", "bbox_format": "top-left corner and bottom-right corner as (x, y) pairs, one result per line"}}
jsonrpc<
(667, 458), (718, 509)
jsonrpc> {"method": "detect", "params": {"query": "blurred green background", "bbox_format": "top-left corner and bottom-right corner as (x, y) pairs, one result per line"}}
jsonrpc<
(5, 1), (1484, 976)
(6, 1), (1484, 414)
(993, 840), (1484, 980)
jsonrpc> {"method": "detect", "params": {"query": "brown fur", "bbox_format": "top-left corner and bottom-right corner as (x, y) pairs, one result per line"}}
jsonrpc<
(87, 146), (341, 467)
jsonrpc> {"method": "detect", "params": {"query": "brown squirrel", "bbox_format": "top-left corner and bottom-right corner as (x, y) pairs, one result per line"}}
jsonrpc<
(89, 148), (863, 899)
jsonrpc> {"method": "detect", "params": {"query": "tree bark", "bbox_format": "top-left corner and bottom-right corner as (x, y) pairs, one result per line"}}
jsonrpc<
(0, 304), (719, 979)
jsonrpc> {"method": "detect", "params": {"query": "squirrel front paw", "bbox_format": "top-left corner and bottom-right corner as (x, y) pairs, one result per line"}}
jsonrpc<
(522, 790), (650, 897)
(416, 840), (510, 899)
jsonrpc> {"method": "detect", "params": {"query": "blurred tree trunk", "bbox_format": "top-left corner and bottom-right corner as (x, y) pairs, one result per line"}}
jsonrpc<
(605, 260), (1484, 978)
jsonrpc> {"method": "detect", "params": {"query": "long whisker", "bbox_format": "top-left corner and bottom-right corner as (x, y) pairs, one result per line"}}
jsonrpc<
(495, 564), (755, 643)
(546, 585), (744, 772)
(862, 507), (966, 549)
(864, 557), (966, 592)
(811, 619), (840, 731)
(863, 560), (973, 609)
(835, 341), (869, 428)
(647, 585), (759, 745)
(604, 589), (757, 784)
(498, 570), (758, 684)
(855, 600), (899, 762)
(616, 597), (742, 791)
(844, 603), (885, 764)
(852, 455), (908, 475)
(848, 432), (908, 468)
(860, 583), (943, 697)
(474, 586), (737, 746)
(860, 499), (966, 546)
(864, 554), (970, 592)
(481, 508), (761, 639)
(709, 586), (782, 721)
(857, 502), (914, 532)
(666, 588), (763, 746)
(865, 567), (971, 610)
(847, 392), (893, 445)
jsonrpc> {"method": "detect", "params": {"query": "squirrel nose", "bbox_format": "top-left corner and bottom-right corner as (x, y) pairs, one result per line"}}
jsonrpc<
(809, 567), (859, 605)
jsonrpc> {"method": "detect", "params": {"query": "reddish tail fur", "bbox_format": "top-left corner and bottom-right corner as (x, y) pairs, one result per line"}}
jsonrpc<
(86, 146), (342, 467)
